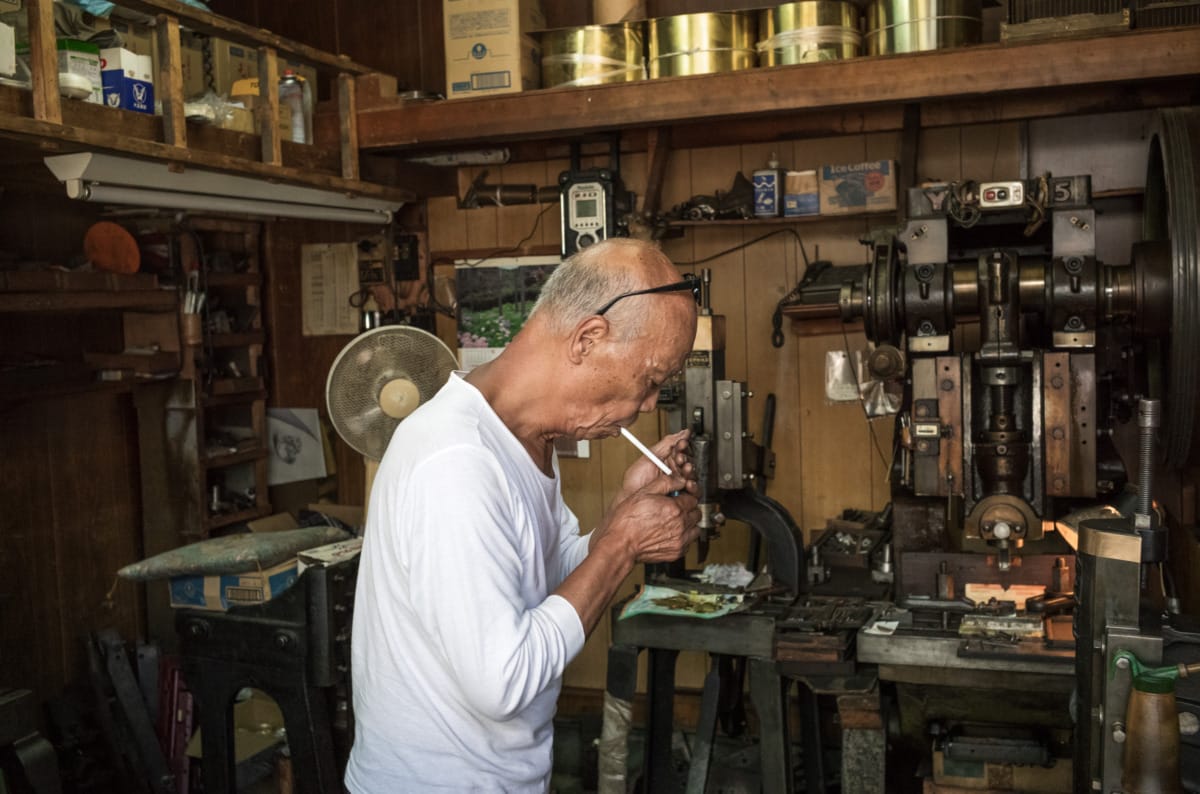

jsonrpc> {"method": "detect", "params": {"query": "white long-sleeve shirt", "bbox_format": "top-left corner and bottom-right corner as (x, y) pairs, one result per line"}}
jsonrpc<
(345, 374), (590, 793)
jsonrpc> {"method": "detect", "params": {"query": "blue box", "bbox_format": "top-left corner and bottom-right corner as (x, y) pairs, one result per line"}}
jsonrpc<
(169, 558), (298, 611)
(100, 48), (154, 114)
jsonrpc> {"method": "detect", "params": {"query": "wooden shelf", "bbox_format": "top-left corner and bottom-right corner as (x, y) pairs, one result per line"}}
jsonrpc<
(356, 27), (1200, 154)
(202, 388), (268, 407)
(667, 211), (896, 227)
(0, 375), (136, 404)
(203, 447), (269, 469)
(0, 290), (176, 313)
(206, 504), (272, 531)
(1, 0), (409, 205)
(205, 273), (262, 287)
(208, 331), (265, 348)
(84, 350), (180, 375)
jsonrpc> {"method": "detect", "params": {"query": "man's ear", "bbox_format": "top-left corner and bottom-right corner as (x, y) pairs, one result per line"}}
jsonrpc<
(568, 315), (611, 364)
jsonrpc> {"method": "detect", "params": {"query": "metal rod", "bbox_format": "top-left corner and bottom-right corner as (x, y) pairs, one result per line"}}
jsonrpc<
(1135, 398), (1161, 526)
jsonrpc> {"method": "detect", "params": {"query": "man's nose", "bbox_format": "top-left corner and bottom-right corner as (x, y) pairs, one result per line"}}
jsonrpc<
(639, 390), (661, 413)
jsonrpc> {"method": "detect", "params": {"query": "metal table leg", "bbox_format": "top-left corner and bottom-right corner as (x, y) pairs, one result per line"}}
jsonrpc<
(750, 657), (793, 794)
(685, 666), (721, 794)
(798, 680), (825, 794)
(643, 648), (680, 793)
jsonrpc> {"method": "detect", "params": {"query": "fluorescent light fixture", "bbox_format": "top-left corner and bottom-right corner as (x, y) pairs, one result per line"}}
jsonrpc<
(45, 152), (403, 225)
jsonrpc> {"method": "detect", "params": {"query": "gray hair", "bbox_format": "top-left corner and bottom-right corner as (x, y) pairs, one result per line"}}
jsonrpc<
(530, 239), (669, 339)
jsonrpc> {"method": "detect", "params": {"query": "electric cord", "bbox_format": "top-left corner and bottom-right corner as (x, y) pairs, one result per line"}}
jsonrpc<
(946, 180), (981, 228)
(1023, 173), (1050, 237)
(840, 321), (896, 481)
(674, 227), (811, 269)
(425, 203), (556, 318)
(671, 226), (813, 348)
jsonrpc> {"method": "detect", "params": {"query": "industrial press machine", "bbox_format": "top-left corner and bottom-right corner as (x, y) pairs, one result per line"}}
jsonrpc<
(782, 108), (1200, 791)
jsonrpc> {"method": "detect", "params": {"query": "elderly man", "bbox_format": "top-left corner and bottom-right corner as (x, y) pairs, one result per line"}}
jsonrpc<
(344, 238), (702, 792)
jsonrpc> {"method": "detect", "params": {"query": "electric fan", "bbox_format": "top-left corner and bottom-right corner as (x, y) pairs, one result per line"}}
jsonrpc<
(325, 325), (458, 462)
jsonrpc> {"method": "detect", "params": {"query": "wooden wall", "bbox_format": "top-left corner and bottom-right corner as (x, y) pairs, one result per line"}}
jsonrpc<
(262, 220), (370, 508)
(0, 374), (145, 704)
(427, 123), (1021, 689)
(0, 185), (146, 704)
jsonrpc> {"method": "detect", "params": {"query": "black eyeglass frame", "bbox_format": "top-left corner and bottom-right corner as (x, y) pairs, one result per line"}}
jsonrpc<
(594, 273), (700, 316)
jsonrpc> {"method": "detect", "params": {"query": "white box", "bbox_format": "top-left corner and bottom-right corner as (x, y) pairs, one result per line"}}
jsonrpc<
(297, 537), (363, 574)
(0, 21), (14, 77)
(57, 39), (102, 104)
(444, 0), (543, 99)
(101, 47), (154, 114)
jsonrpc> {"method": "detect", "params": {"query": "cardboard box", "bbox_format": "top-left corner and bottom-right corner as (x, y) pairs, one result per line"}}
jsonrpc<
(783, 170), (819, 217)
(443, 0), (543, 98)
(101, 48), (154, 114)
(182, 35), (318, 100)
(187, 690), (284, 762)
(229, 76), (296, 139)
(179, 30), (205, 97)
(819, 160), (898, 215)
(0, 21), (14, 77)
(57, 39), (102, 104)
(305, 502), (363, 528)
(109, 18), (154, 60)
(168, 558), (299, 612)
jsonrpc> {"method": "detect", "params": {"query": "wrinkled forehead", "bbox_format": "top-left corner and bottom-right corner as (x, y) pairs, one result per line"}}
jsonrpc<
(635, 302), (697, 371)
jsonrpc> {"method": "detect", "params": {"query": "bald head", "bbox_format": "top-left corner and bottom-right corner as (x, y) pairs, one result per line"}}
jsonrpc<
(530, 239), (686, 340)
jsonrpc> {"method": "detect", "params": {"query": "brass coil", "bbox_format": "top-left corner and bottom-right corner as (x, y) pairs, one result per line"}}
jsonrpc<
(759, 1), (862, 65)
(648, 12), (757, 78)
(865, 0), (982, 54)
(540, 23), (646, 88)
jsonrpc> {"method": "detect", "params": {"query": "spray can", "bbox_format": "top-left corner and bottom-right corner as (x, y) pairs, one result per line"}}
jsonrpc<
(278, 69), (313, 145)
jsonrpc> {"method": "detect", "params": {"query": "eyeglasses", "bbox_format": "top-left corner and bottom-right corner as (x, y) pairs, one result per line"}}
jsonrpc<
(594, 273), (701, 316)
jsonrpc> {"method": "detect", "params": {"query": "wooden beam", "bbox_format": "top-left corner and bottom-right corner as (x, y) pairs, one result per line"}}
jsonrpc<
(156, 15), (187, 149)
(642, 126), (671, 218)
(898, 104), (920, 222)
(258, 46), (282, 166)
(356, 27), (1200, 151)
(110, 0), (375, 74)
(27, 0), (60, 125)
(0, 290), (176, 312)
(338, 73), (360, 181)
(0, 109), (413, 202)
(919, 78), (1200, 127)
(355, 72), (399, 111)
(0, 84), (347, 180)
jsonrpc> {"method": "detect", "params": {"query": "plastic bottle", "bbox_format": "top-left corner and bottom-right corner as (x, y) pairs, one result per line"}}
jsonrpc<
(278, 69), (312, 145)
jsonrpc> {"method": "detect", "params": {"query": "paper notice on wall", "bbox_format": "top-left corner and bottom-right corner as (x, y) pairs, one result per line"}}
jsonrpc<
(825, 350), (860, 402)
(301, 243), (359, 336)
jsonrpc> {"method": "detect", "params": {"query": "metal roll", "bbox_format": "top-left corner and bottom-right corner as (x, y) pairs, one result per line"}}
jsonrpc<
(865, 0), (982, 54)
(758, 1), (862, 65)
(540, 23), (646, 88)
(1144, 107), (1200, 467)
(648, 12), (757, 78)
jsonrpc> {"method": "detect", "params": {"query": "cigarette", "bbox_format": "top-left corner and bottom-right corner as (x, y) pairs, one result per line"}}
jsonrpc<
(620, 427), (673, 476)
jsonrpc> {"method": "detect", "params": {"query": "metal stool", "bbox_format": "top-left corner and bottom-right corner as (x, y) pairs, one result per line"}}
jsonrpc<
(0, 688), (62, 794)
(175, 558), (356, 794)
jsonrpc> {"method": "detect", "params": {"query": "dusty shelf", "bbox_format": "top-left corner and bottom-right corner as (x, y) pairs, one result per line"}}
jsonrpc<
(357, 27), (1200, 155)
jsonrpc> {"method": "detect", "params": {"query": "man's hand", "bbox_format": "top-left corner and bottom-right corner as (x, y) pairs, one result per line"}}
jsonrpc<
(615, 428), (696, 506)
(594, 472), (701, 565)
